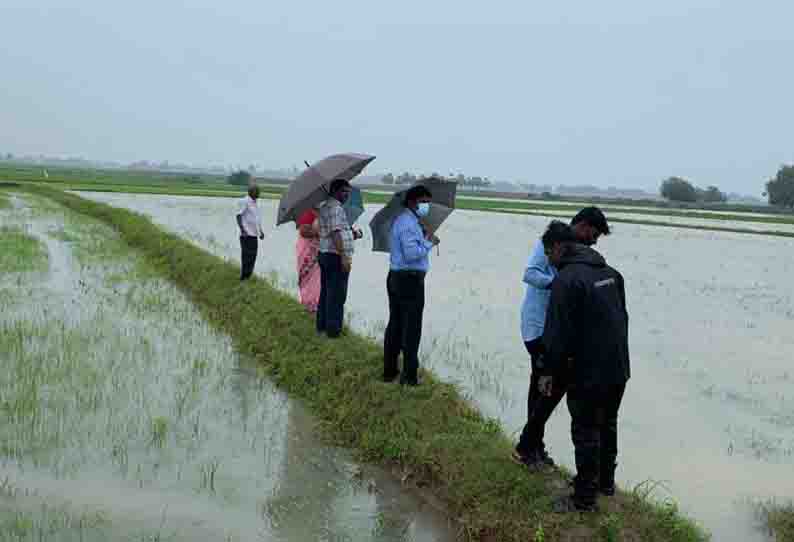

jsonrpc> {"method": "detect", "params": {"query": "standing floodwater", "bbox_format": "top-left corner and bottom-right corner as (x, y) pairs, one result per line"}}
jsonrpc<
(0, 194), (454, 541)
(81, 192), (794, 542)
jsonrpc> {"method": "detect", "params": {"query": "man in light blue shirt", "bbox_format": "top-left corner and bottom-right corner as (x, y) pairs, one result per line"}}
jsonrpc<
(513, 208), (611, 469)
(383, 185), (439, 386)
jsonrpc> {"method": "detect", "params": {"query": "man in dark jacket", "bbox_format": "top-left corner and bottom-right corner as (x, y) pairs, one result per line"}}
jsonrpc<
(539, 221), (630, 512)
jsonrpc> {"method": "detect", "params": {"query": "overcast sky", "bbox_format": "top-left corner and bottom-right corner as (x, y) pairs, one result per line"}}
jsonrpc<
(1, 1), (792, 193)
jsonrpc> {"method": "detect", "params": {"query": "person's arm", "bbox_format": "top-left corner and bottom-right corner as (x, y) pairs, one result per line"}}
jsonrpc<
(540, 275), (579, 385)
(236, 200), (246, 235)
(330, 207), (352, 271)
(398, 221), (434, 263)
(523, 240), (555, 289)
(332, 230), (346, 254)
(617, 271), (629, 329)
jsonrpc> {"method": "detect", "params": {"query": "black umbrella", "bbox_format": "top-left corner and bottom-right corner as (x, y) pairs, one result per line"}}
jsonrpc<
(369, 177), (457, 253)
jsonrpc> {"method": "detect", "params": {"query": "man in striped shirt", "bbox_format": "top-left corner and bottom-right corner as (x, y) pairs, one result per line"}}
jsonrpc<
(317, 179), (354, 338)
(383, 185), (439, 386)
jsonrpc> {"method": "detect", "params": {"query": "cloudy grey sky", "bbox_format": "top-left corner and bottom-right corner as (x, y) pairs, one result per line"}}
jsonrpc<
(1, 1), (792, 193)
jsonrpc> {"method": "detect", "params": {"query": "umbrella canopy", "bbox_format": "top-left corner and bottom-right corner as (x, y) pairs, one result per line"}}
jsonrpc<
(369, 177), (457, 253)
(343, 186), (365, 225)
(276, 153), (375, 225)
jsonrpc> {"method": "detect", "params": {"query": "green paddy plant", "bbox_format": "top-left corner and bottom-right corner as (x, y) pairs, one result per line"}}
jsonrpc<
(151, 417), (169, 449)
(0, 226), (48, 273)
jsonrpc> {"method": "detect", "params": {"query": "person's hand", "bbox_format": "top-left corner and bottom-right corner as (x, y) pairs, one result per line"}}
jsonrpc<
(538, 375), (554, 397)
(259, 233), (265, 240)
(426, 232), (440, 246)
(352, 226), (363, 240)
(341, 256), (352, 274)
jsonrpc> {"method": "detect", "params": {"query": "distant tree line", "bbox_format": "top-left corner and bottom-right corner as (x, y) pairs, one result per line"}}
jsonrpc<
(660, 177), (727, 203)
(381, 172), (492, 190)
(227, 170), (252, 186)
(765, 165), (794, 208)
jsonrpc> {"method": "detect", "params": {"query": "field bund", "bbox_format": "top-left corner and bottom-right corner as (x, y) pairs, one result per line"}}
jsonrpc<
(25, 186), (709, 542)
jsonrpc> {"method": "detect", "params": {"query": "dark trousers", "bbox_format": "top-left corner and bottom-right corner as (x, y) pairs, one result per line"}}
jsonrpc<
(568, 383), (626, 506)
(240, 236), (258, 280)
(516, 338), (567, 455)
(383, 271), (425, 384)
(316, 252), (350, 337)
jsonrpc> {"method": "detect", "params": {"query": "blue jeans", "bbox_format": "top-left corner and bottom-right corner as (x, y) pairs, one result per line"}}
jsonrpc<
(316, 253), (350, 337)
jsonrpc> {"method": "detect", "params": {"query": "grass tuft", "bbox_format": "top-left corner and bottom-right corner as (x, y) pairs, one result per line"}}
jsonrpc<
(0, 226), (48, 273)
(755, 500), (794, 542)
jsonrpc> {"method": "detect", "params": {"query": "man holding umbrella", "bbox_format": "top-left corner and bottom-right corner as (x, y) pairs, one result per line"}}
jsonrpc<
(275, 153), (375, 335)
(383, 185), (440, 386)
(317, 179), (355, 338)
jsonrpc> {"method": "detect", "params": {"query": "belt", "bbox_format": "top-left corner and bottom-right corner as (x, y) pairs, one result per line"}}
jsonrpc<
(390, 269), (426, 278)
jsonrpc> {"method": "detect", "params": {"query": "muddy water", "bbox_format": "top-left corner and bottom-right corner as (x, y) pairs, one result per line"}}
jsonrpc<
(81, 192), (794, 541)
(0, 195), (454, 541)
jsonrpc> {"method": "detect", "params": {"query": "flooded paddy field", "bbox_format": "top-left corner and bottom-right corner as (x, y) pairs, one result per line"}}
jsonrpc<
(81, 192), (794, 542)
(0, 193), (454, 541)
(489, 207), (794, 235)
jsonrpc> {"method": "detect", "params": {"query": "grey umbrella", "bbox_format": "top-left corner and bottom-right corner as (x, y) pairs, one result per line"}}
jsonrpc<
(369, 177), (457, 253)
(276, 153), (375, 225)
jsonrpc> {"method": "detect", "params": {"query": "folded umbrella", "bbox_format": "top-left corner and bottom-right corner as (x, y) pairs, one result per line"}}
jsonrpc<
(276, 153), (375, 226)
(369, 177), (457, 253)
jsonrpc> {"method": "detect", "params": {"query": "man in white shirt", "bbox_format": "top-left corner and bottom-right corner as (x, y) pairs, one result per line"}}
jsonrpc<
(236, 185), (265, 280)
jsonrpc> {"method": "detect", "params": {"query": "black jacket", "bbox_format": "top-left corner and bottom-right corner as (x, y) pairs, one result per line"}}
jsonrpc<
(541, 244), (630, 388)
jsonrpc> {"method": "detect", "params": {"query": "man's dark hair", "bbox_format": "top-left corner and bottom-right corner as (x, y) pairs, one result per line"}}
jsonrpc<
(571, 206), (610, 235)
(404, 185), (433, 205)
(329, 178), (351, 195)
(542, 220), (577, 249)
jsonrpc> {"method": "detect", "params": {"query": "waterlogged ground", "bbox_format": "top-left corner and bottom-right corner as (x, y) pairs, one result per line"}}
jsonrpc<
(0, 194), (454, 542)
(81, 192), (794, 542)
(490, 207), (794, 234)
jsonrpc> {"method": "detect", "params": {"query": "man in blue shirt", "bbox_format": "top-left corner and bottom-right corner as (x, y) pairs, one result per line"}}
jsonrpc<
(513, 207), (611, 469)
(383, 185), (439, 386)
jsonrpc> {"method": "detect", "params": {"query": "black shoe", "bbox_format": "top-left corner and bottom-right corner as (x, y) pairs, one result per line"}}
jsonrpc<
(383, 371), (400, 383)
(552, 495), (598, 513)
(568, 476), (616, 496)
(537, 448), (556, 467)
(512, 448), (553, 470)
(399, 377), (419, 387)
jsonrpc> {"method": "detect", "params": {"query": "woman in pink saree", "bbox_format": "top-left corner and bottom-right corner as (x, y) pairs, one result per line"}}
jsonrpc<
(296, 209), (321, 313)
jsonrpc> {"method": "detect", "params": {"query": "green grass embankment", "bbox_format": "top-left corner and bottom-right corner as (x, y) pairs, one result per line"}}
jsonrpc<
(27, 185), (709, 542)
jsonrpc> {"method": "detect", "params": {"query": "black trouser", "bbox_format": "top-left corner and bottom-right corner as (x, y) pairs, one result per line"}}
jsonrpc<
(567, 383), (626, 507)
(516, 338), (567, 456)
(240, 236), (258, 280)
(316, 253), (350, 337)
(383, 270), (425, 384)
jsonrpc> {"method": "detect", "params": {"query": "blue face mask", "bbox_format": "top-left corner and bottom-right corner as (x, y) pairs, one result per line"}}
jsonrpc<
(416, 202), (431, 217)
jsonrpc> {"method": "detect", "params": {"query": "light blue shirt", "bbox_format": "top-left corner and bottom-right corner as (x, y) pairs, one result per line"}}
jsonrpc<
(390, 210), (434, 272)
(520, 238), (557, 342)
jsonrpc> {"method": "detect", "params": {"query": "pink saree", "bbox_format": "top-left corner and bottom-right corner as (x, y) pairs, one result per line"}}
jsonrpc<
(296, 211), (321, 313)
